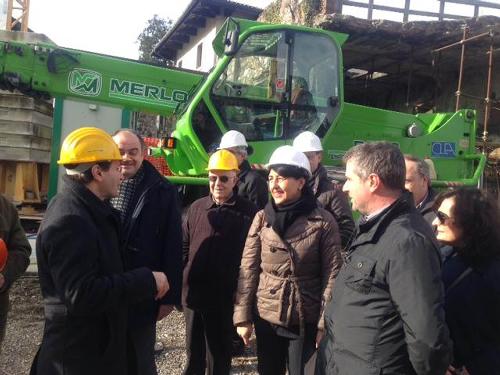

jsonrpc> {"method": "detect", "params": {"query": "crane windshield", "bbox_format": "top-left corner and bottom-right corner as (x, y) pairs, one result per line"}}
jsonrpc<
(211, 30), (340, 141)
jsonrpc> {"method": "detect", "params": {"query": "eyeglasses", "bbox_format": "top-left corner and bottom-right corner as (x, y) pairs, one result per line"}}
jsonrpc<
(268, 176), (288, 184)
(436, 211), (453, 224)
(209, 175), (232, 183)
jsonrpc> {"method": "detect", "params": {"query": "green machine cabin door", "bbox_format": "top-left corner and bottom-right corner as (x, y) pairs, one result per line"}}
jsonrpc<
(209, 29), (342, 164)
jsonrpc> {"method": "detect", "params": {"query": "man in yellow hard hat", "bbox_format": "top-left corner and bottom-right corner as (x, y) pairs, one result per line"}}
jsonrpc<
(32, 127), (170, 375)
(182, 150), (258, 375)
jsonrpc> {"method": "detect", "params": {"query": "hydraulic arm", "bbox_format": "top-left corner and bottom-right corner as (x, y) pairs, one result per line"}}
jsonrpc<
(0, 30), (204, 116)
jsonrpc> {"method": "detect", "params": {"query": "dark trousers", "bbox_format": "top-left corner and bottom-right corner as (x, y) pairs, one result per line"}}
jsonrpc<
(0, 291), (9, 353)
(127, 321), (157, 375)
(183, 306), (233, 375)
(254, 316), (317, 375)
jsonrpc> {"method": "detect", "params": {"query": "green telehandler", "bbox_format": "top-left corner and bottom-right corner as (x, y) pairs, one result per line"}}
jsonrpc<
(0, 18), (486, 198)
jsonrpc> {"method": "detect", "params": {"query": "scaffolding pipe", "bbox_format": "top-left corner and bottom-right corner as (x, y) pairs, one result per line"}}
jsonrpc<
(455, 27), (469, 111)
(432, 31), (491, 53)
(483, 32), (495, 148)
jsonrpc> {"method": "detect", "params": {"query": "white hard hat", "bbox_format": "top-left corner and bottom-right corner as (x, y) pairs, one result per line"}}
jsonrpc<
(218, 130), (248, 149)
(292, 131), (323, 152)
(267, 145), (311, 176)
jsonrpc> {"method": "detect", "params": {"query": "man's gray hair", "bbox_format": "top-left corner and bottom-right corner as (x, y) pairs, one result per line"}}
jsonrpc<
(112, 128), (146, 150)
(343, 142), (405, 191)
(404, 154), (431, 185)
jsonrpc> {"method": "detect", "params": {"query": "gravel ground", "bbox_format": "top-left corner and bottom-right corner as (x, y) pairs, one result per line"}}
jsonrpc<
(0, 275), (257, 375)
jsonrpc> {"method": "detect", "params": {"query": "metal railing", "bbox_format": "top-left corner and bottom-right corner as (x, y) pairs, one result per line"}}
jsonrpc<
(335, 0), (500, 22)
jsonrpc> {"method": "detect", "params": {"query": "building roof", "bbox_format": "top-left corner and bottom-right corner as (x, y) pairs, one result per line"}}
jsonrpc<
(154, 0), (262, 60)
(318, 14), (500, 78)
(317, 14), (500, 104)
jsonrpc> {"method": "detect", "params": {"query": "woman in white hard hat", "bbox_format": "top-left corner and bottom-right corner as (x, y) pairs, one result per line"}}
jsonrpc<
(233, 145), (343, 375)
(219, 130), (268, 209)
(293, 131), (354, 249)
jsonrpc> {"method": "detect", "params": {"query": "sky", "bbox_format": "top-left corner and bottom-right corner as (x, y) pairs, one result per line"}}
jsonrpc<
(27, 0), (274, 59)
(23, 0), (500, 60)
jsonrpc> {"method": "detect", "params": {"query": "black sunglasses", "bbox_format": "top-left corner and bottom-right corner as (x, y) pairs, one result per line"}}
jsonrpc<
(209, 175), (231, 183)
(435, 211), (452, 224)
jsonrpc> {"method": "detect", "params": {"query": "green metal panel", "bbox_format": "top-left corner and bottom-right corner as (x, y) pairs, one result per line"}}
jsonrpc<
(47, 97), (63, 201)
(121, 109), (131, 128)
(166, 176), (209, 185)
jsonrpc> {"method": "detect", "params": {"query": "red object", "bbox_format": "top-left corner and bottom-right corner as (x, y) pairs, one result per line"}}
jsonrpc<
(0, 238), (8, 272)
(143, 137), (173, 176)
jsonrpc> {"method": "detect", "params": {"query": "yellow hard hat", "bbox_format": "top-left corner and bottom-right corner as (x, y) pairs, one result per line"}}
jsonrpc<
(58, 127), (122, 165)
(207, 149), (239, 171)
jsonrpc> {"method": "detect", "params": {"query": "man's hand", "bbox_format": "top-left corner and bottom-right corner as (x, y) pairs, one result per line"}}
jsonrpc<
(236, 323), (253, 347)
(157, 304), (174, 321)
(152, 272), (170, 300)
(0, 274), (4, 289)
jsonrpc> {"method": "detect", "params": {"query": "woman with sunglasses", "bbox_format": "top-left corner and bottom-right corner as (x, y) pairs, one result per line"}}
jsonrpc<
(233, 145), (343, 375)
(433, 188), (500, 375)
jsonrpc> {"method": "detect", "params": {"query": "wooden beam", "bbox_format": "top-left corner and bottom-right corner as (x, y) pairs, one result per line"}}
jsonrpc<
(155, 47), (177, 60)
(178, 26), (197, 36)
(185, 16), (206, 28)
(192, 7), (218, 18)
(170, 34), (190, 44)
(164, 41), (182, 50)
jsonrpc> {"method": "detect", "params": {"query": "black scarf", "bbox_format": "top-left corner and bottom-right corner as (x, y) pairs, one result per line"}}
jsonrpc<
(264, 187), (317, 237)
(110, 165), (145, 222)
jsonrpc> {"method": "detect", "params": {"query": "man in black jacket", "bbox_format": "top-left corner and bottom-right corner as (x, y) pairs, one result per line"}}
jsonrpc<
(182, 150), (258, 375)
(0, 194), (31, 352)
(320, 142), (452, 375)
(112, 129), (183, 375)
(404, 154), (437, 225)
(218, 130), (268, 209)
(33, 127), (169, 375)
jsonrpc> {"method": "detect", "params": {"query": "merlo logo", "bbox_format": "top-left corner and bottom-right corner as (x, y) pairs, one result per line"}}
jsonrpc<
(68, 69), (102, 96)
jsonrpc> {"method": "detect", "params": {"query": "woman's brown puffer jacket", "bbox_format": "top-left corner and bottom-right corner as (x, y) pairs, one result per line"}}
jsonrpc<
(233, 207), (343, 330)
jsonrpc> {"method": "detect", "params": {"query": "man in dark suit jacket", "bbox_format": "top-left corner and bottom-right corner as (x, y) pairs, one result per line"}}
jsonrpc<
(404, 154), (437, 225)
(112, 129), (183, 375)
(33, 127), (168, 375)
